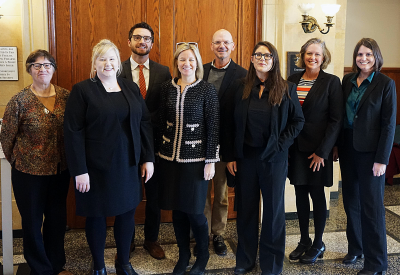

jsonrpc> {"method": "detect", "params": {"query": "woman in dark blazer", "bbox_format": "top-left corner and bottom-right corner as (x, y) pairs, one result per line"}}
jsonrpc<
(338, 38), (396, 275)
(157, 43), (219, 275)
(287, 38), (343, 264)
(64, 39), (154, 275)
(226, 41), (304, 275)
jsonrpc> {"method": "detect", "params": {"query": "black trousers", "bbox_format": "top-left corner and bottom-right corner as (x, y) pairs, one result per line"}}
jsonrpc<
(12, 167), (70, 275)
(339, 129), (387, 272)
(235, 146), (286, 274)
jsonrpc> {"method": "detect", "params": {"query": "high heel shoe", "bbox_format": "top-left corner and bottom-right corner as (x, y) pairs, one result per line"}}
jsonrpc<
(115, 259), (138, 275)
(89, 267), (107, 275)
(299, 242), (325, 264)
(289, 238), (312, 260)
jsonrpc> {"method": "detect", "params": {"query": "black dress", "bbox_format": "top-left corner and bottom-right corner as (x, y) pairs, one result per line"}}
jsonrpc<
(75, 91), (141, 217)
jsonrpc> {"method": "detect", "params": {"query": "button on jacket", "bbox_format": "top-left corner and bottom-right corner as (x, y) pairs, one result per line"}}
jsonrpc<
(158, 79), (220, 163)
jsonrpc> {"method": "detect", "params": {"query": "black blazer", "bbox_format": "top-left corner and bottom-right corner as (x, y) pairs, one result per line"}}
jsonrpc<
(203, 60), (247, 160)
(287, 70), (343, 159)
(64, 77), (154, 176)
(340, 72), (396, 165)
(225, 80), (305, 162)
(119, 58), (171, 115)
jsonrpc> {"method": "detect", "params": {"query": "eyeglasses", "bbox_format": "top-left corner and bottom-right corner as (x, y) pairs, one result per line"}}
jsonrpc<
(176, 42), (198, 50)
(131, 35), (153, 43)
(30, 63), (54, 70)
(253, 53), (273, 60)
(212, 41), (233, 46)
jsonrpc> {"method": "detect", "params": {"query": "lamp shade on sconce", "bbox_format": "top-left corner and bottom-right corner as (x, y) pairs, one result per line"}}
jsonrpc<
(298, 3), (315, 15)
(321, 4), (341, 16)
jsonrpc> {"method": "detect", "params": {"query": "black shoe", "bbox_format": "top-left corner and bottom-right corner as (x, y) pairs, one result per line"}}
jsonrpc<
(299, 242), (325, 264)
(90, 268), (107, 275)
(342, 253), (364, 264)
(115, 259), (138, 275)
(213, 235), (227, 256)
(357, 269), (384, 275)
(289, 238), (312, 260)
(234, 265), (255, 275)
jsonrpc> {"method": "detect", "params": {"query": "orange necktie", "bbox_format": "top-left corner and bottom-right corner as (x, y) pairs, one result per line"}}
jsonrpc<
(138, 65), (147, 99)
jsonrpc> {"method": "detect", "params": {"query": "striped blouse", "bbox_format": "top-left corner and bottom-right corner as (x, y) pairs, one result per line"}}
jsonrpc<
(296, 78), (316, 106)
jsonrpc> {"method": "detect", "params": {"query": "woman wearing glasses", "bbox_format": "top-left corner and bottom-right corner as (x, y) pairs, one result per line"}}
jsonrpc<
(64, 39), (154, 275)
(287, 38), (343, 264)
(226, 41), (304, 275)
(157, 42), (219, 275)
(0, 50), (71, 275)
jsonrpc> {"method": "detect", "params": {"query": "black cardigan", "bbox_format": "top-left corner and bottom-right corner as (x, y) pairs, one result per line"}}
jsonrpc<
(158, 79), (220, 163)
(64, 77), (154, 176)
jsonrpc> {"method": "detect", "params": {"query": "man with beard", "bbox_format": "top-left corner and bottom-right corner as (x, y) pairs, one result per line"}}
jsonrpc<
(198, 29), (247, 256)
(120, 22), (171, 260)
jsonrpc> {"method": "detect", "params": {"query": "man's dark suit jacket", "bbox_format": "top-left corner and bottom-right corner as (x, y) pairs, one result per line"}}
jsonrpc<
(287, 70), (343, 159)
(340, 71), (397, 165)
(119, 58), (172, 117)
(64, 77), (154, 177)
(203, 60), (247, 161)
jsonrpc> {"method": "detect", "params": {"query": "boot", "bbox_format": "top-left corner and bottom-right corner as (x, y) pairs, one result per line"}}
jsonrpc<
(173, 216), (192, 275)
(190, 221), (210, 275)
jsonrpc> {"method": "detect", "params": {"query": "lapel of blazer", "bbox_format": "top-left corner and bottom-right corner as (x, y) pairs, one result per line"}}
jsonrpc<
(117, 78), (136, 123)
(241, 95), (250, 134)
(218, 61), (236, 100)
(356, 72), (380, 113)
(122, 59), (133, 81)
(203, 63), (211, 81)
(302, 70), (325, 110)
(147, 60), (156, 98)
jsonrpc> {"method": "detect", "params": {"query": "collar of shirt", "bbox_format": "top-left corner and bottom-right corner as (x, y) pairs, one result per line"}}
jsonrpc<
(211, 59), (231, 70)
(130, 56), (150, 71)
(350, 71), (375, 88)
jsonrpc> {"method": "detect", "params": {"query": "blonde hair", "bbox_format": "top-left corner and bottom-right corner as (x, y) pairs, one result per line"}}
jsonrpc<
(90, 39), (122, 79)
(296, 38), (331, 70)
(173, 43), (204, 79)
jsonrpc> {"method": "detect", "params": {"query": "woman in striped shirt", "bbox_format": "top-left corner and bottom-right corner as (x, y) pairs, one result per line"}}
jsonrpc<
(287, 38), (343, 264)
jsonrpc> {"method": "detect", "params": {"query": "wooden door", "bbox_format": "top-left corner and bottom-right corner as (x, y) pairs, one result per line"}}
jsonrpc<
(48, 0), (262, 228)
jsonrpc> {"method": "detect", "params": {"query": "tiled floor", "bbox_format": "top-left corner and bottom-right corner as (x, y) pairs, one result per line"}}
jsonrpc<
(4, 184), (400, 274)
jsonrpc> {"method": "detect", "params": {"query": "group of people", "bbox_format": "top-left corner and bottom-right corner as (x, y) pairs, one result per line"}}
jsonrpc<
(0, 20), (396, 275)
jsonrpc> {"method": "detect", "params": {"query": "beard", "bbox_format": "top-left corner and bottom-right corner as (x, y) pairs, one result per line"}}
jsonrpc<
(131, 46), (151, 56)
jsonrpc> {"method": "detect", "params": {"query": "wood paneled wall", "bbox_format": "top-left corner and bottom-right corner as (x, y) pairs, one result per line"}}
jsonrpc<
(344, 67), (400, 123)
(48, 0), (262, 228)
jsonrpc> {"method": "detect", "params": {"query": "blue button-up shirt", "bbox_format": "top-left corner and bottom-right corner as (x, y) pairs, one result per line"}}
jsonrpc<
(345, 72), (375, 128)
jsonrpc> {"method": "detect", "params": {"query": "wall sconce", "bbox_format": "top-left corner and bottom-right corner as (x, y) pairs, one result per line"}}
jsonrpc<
(298, 3), (341, 34)
(0, 0), (8, 19)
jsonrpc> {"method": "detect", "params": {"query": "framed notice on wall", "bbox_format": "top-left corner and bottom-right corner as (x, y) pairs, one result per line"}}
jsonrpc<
(0, 47), (18, 81)
(287, 51), (304, 78)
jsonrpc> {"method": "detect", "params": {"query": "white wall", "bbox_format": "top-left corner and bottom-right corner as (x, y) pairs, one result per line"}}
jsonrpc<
(345, 0), (400, 67)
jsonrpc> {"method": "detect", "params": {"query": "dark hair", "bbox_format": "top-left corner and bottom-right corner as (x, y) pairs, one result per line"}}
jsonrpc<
(128, 22), (154, 42)
(296, 38), (331, 70)
(25, 49), (57, 73)
(243, 41), (288, 105)
(352, 38), (383, 73)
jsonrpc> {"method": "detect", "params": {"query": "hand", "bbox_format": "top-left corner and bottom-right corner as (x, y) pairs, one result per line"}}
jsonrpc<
(204, 163), (215, 181)
(308, 153), (325, 172)
(76, 173), (90, 193)
(227, 161), (237, 176)
(332, 146), (339, 162)
(141, 162), (154, 183)
(372, 162), (386, 177)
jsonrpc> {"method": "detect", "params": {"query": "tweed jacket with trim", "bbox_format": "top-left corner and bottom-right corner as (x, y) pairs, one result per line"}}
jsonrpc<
(158, 78), (220, 163)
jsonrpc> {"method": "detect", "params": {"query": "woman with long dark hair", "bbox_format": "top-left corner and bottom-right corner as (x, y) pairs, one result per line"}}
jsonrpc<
(226, 41), (304, 275)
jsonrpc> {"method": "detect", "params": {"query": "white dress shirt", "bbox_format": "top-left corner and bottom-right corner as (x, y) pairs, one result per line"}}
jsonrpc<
(130, 56), (150, 90)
